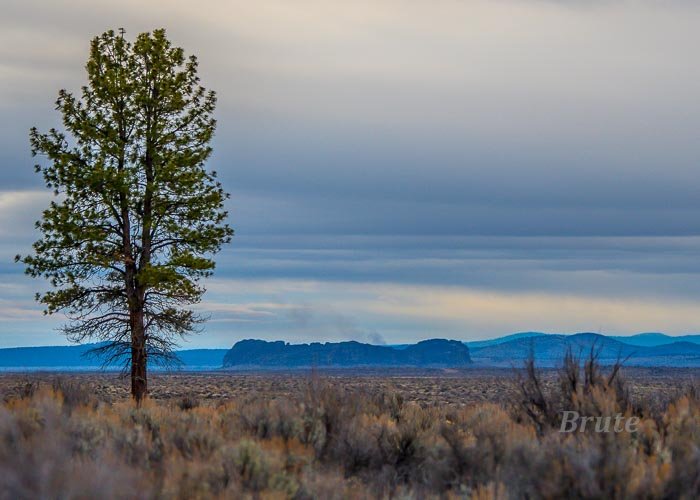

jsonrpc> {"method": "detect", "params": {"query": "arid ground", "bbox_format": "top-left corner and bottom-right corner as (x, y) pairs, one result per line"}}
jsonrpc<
(1, 366), (696, 408)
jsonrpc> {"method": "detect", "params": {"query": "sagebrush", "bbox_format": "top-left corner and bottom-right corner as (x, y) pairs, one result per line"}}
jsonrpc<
(1, 358), (699, 499)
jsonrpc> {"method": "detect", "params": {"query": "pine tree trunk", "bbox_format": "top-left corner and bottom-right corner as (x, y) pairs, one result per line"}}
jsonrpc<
(130, 309), (148, 405)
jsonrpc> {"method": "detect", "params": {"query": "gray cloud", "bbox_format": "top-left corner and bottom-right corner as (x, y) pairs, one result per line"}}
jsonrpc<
(1, 1), (700, 346)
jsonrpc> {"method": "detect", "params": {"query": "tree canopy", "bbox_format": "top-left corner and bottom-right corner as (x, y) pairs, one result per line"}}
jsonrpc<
(17, 28), (233, 402)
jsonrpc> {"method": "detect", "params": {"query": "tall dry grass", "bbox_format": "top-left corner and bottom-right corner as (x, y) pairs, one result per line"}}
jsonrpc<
(0, 355), (699, 499)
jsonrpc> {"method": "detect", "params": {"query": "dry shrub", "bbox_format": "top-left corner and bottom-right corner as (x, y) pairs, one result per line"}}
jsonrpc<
(177, 394), (200, 411)
(51, 377), (99, 412)
(660, 395), (700, 497)
(515, 347), (635, 434)
(0, 362), (699, 498)
(0, 394), (152, 499)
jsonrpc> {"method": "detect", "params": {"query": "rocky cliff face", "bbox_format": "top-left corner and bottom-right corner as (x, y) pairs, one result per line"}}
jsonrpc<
(223, 339), (472, 368)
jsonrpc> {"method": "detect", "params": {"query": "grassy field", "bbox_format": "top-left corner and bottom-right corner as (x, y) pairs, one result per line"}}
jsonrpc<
(1, 363), (699, 498)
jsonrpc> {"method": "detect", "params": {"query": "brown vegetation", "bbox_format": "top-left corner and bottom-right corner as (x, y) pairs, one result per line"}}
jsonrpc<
(0, 359), (699, 499)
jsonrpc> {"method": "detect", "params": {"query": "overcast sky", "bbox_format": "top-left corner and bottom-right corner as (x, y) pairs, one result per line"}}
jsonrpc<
(1, 0), (699, 347)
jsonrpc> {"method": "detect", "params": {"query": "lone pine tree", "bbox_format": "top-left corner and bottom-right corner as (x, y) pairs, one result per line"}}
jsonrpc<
(17, 29), (233, 403)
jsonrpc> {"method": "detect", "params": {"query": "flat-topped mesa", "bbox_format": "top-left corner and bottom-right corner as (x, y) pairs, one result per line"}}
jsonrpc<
(222, 338), (472, 368)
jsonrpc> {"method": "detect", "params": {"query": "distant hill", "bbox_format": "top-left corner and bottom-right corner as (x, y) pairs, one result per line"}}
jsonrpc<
(466, 332), (546, 348)
(469, 333), (700, 367)
(0, 343), (227, 370)
(466, 331), (700, 349)
(0, 343), (107, 369)
(470, 333), (635, 363)
(223, 339), (472, 368)
(611, 332), (700, 347)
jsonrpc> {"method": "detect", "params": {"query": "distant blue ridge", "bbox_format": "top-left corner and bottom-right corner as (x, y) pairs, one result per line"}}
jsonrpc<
(0, 343), (228, 371)
(3, 332), (700, 370)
